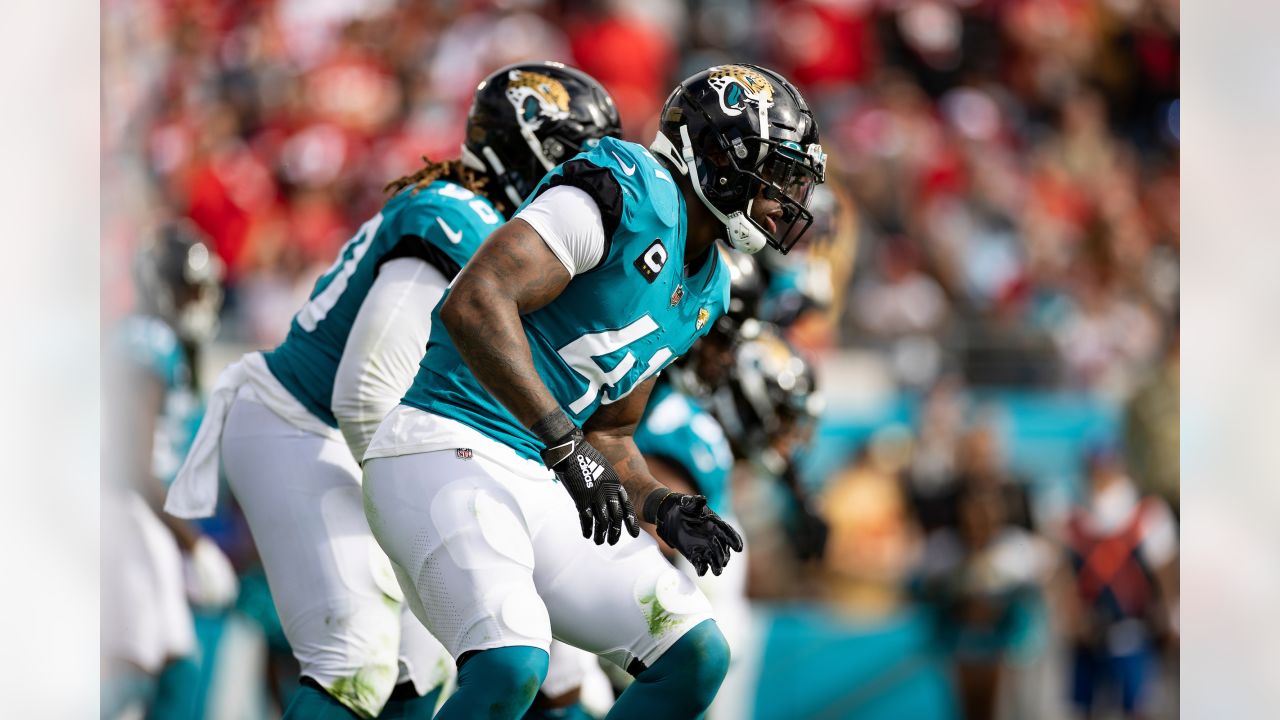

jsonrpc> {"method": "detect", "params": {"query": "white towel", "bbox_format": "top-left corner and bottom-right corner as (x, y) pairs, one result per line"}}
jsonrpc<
(164, 357), (250, 518)
(165, 352), (341, 518)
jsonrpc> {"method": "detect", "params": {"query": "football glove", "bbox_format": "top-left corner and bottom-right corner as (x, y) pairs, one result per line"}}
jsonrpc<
(540, 426), (640, 545)
(644, 489), (744, 576)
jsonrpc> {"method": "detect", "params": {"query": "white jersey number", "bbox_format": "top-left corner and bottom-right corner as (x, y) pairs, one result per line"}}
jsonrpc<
(296, 213), (384, 332)
(436, 183), (502, 225)
(559, 315), (672, 414)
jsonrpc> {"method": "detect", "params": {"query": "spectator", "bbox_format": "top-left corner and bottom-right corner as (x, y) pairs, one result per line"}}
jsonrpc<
(918, 482), (1057, 720)
(1062, 445), (1178, 720)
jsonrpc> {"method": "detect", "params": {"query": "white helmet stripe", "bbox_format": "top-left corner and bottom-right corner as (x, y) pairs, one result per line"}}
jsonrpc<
(757, 101), (769, 166)
(520, 125), (556, 172)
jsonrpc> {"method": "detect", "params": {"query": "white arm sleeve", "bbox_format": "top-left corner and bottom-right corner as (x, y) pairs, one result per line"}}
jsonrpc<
(332, 257), (449, 463)
(514, 185), (607, 277)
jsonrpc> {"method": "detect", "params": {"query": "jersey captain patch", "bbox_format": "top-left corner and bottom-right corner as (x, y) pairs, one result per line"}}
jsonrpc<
(634, 239), (668, 283)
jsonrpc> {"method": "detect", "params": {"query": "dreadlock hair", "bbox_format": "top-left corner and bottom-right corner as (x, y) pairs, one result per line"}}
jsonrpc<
(384, 156), (489, 198)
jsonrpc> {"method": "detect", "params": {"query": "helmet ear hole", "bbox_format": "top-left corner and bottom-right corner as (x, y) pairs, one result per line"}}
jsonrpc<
(542, 137), (566, 162)
(706, 145), (731, 168)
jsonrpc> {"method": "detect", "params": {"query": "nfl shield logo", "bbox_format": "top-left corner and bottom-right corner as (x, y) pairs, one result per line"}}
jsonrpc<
(456, 448), (473, 460)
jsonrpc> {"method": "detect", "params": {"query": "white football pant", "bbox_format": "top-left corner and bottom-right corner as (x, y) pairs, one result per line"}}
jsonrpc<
(220, 386), (451, 718)
(362, 414), (716, 672)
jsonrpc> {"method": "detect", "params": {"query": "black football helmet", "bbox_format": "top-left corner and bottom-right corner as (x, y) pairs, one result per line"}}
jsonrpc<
(713, 246), (765, 342)
(651, 64), (826, 255)
(712, 326), (824, 457)
(461, 62), (622, 212)
(134, 220), (224, 342)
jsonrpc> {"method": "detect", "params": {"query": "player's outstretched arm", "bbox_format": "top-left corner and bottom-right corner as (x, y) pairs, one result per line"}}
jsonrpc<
(585, 378), (744, 575)
(440, 218), (571, 427)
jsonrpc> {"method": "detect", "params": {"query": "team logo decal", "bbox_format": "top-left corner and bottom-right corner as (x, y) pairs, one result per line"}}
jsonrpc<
(696, 307), (710, 331)
(634, 239), (668, 283)
(708, 65), (774, 118)
(505, 70), (571, 131)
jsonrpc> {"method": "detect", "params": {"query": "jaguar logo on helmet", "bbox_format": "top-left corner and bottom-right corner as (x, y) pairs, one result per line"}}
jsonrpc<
(707, 65), (775, 118)
(505, 70), (571, 130)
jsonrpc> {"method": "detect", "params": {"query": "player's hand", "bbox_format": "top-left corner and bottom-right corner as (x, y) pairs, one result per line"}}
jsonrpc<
(540, 426), (641, 545)
(644, 490), (744, 576)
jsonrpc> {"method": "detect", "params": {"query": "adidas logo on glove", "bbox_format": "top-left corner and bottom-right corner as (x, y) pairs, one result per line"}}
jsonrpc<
(576, 453), (604, 487)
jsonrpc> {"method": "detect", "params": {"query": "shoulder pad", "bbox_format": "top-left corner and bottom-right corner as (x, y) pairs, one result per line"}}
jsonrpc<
(535, 138), (680, 248)
(591, 137), (680, 229)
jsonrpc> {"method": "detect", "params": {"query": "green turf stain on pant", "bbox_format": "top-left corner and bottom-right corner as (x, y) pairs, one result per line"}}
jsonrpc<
(325, 661), (399, 719)
(638, 591), (681, 638)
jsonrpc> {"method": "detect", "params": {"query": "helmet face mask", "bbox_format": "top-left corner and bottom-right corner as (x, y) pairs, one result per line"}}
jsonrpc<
(733, 136), (823, 254)
(652, 64), (826, 255)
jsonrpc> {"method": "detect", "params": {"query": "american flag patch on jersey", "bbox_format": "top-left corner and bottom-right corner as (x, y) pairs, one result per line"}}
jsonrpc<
(456, 448), (473, 460)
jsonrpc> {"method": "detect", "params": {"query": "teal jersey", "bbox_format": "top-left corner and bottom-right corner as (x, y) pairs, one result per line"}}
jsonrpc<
(633, 380), (734, 517)
(403, 137), (731, 462)
(264, 180), (504, 427)
(116, 315), (203, 484)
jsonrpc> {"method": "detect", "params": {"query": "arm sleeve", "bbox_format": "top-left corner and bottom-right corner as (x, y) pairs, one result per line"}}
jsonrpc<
(331, 257), (449, 463)
(514, 185), (606, 277)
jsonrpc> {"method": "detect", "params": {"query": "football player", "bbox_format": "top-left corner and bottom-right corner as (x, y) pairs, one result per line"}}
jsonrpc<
(715, 327), (829, 569)
(102, 222), (237, 719)
(166, 63), (621, 719)
(362, 64), (826, 718)
(529, 249), (764, 719)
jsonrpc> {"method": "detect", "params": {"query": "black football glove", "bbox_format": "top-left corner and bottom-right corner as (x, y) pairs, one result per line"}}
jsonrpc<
(540, 426), (640, 545)
(644, 489), (744, 576)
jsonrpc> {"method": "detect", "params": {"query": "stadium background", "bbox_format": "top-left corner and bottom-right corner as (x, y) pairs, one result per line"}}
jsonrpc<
(102, 0), (1180, 718)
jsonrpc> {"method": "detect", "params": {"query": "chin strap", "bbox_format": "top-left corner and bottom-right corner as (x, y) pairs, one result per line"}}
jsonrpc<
(650, 127), (767, 255)
(461, 143), (524, 210)
(521, 125), (556, 172)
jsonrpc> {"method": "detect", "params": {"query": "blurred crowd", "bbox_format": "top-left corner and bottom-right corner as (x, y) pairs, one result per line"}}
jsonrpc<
(103, 0), (1179, 718)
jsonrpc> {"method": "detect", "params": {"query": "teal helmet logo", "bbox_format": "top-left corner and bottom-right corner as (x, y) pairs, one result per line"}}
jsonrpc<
(707, 65), (775, 118)
(505, 69), (571, 130)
